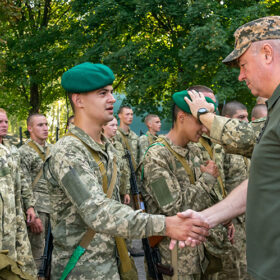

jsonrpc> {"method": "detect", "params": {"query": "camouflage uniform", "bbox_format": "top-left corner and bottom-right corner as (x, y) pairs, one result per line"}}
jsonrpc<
(196, 137), (237, 280)
(0, 139), (37, 277)
(222, 153), (251, 280)
(115, 127), (139, 169)
(210, 116), (266, 157)
(142, 135), (221, 280)
(138, 131), (158, 162)
(19, 138), (52, 270)
(109, 136), (130, 197)
(43, 125), (166, 280)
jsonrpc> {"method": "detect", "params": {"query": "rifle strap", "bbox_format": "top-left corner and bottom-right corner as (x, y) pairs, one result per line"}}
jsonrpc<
(62, 133), (129, 276)
(171, 244), (178, 280)
(157, 137), (195, 184)
(199, 137), (227, 198)
(118, 129), (137, 170)
(27, 141), (50, 189)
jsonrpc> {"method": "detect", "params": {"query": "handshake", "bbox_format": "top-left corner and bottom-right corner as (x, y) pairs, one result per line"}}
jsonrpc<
(165, 209), (210, 249)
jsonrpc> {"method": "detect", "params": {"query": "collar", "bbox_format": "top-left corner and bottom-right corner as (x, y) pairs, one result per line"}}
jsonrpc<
(267, 83), (280, 111)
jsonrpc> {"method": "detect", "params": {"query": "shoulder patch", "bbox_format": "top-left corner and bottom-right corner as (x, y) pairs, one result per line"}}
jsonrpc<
(151, 177), (173, 207)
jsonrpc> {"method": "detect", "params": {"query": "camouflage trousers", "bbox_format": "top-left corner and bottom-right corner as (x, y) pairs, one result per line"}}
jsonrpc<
(27, 212), (49, 271)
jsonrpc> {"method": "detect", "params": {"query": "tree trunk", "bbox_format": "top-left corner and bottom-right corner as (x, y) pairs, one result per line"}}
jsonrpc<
(29, 82), (40, 114)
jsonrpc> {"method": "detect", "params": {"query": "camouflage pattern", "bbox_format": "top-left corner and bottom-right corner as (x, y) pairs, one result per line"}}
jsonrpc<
(115, 127), (139, 167)
(219, 154), (251, 280)
(138, 131), (158, 162)
(43, 125), (166, 280)
(19, 138), (52, 214)
(0, 140), (37, 277)
(210, 115), (266, 158)
(223, 16), (280, 65)
(109, 136), (130, 195)
(141, 135), (223, 279)
(196, 137), (240, 279)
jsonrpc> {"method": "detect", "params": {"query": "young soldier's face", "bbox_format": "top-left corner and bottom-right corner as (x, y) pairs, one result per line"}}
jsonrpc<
(182, 113), (207, 143)
(232, 109), (249, 122)
(82, 85), (116, 125)
(149, 117), (161, 132)
(103, 118), (118, 138)
(0, 112), (8, 137)
(28, 116), (49, 141)
(119, 108), (133, 125)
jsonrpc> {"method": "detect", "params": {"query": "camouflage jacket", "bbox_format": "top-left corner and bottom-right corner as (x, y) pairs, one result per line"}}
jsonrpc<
(43, 125), (165, 280)
(19, 139), (52, 213)
(115, 127), (139, 168)
(110, 136), (130, 195)
(142, 135), (218, 275)
(210, 116), (266, 158)
(138, 131), (158, 162)
(0, 142), (37, 277)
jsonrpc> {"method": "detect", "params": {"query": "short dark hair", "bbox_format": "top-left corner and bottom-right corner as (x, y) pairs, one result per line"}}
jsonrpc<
(221, 101), (247, 117)
(187, 85), (213, 93)
(172, 104), (182, 128)
(66, 115), (75, 127)
(27, 113), (46, 126)
(251, 104), (267, 120)
(118, 106), (132, 114)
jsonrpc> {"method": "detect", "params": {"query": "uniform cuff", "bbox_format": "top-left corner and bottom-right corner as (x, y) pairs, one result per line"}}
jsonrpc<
(146, 214), (166, 236)
(210, 116), (230, 143)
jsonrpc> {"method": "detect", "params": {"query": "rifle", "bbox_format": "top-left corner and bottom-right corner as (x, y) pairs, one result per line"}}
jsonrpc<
(124, 150), (173, 280)
(19, 127), (23, 146)
(38, 220), (53, 280)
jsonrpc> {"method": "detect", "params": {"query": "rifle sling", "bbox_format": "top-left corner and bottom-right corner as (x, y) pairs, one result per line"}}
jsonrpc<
(171, 244), (178, 280)
(118, 129), (137, 170)
(27, 141), (50, 189)
(199, 137), (226, 198)
(157, 137), (195, 184)
(63, 133), (133, 276)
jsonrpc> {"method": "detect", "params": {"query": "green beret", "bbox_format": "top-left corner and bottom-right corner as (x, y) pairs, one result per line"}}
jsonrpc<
(172, 90), (217, 114)
(61, 62), (115, 93)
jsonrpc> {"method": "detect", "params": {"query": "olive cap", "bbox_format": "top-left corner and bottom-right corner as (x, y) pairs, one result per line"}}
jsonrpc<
(223, 16), (280, 66)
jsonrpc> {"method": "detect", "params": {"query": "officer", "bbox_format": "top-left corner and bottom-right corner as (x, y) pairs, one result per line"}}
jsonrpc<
(181, 16), (280, 280)
(43, 62), (209, 279)
(19, 113), (52, 270)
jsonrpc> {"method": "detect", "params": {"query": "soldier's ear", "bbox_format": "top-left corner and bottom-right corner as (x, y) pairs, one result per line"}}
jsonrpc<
(262, 43), (273, 64)
(72, 93), (85, 109)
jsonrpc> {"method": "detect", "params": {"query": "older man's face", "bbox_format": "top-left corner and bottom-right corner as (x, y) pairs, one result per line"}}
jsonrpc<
(238, 45), (269, 98)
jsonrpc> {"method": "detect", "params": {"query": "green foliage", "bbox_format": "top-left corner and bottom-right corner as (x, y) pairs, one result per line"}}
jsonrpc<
(0, 0), (278, 125)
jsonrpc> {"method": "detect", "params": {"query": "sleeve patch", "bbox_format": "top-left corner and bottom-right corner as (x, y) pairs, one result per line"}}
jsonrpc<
(62, 167), (91, 206)
(0, 167), (10, 177)
(151, 177), (173, 207)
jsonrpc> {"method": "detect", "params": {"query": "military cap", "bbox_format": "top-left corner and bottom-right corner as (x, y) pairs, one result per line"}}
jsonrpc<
(172, 90), (216, 114)
(223, 16), (280, 66)
(61, 62), (115, 93)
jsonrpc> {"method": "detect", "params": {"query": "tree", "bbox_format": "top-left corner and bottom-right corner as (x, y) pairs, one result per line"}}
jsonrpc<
(70, 0), (276, 117)
(0, 0), (80, 118)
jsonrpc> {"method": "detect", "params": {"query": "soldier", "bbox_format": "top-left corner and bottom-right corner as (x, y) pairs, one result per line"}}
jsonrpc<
(0, 108), (37, 278)
(251, 104), (267, 121)
(43, 62), (209, 280)
(221, 101), (251, 280)
(138, 114), (161, 162)
(19, 113), (51, 270)
(181, 16), (280, 280)
(116, 106), (138, 170)
(103, 117), (130, 205)
(141, 90), (221, 280)
(255, 96), (267, 105)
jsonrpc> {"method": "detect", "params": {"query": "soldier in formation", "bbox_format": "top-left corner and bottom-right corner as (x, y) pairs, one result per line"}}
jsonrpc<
(19, 113), (52, 270)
